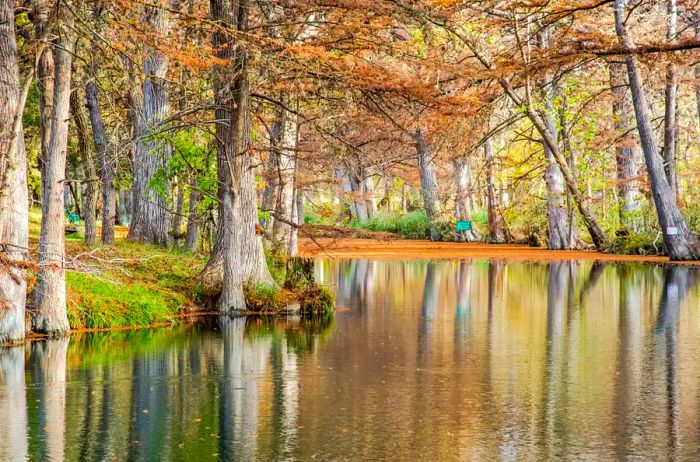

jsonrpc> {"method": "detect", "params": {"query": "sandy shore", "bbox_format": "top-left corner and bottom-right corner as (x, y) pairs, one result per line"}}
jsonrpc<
(299, 238), (700, 265)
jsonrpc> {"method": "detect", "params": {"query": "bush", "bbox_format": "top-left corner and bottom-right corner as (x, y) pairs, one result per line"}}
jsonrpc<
(244, 283), (287, 312)
(606, 231), (661, 255)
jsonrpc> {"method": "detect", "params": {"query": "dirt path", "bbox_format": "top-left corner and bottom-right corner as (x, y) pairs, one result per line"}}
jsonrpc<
(299, 238), (700, 265)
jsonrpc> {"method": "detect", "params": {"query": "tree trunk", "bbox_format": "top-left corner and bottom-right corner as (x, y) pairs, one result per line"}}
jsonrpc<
(541, 82), (572, 250)
(86, 77), (115, 245)
(271, 107), (298, 253)
(70, 89), (99, 246)
(33, 0), (54, 181)
(208, 0), (274, 312)
(127, 3), (172, 246)
(608, 61), (642, 232)
(261, 108), (283, 235)
(453, 157), (480, 242)
(557, 91), (580, 248)
(0, 0), (30, 343)
(363, 174), (377, 218)
(485, 137), (506, 243)
(33, 3), (76, 335)
(414, 128), (443, 241)
(287, 188), (303, 257)
(663, 0), (679, 198)
(185, 175), (200, 252)
(614, 0), (699, 260)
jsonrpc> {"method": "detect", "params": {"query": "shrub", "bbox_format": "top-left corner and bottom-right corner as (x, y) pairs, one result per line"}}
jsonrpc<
(606, 231), (661, 255)
(244, 283), (286, 312)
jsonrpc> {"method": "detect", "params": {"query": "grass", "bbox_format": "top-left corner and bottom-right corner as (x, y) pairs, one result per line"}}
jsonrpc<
(350, 211), (431, 239)
(29, 207), (207, 330)
(28, 207), (334, 329)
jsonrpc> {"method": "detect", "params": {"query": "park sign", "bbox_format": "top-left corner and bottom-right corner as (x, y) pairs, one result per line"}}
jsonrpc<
(456, 220), (472, 231)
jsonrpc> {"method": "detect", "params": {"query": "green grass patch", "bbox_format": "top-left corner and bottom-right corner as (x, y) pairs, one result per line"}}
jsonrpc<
(350, 211), (430, 239)
(62, 240), (207, 329)
(67, 272), (182, 329)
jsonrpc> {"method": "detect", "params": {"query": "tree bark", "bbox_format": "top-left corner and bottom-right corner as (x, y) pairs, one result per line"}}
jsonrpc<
(70, 89), (99, 246)
(453, 157), (480, 242)
(208, 0), (274, 312)
(261, 107), (283, 235)
(0, 0), (30, 343)
(485, 137), (506, 243)
(271, 106), (298, 253)
(363, 174), (377, 218)
(33, 2), (76, 335)
(614, 0), (699, 260)
(85, 42), (115, 245)
(557, 91), (580, 248)
(33, 0), (54, 180)
(127, 3), (173, 246)
(414, 128), (443, 241)
(287, 188), (300, 257)
(608, 61), (642, 232)
(540, 80), (572, 250)
(663, 0), (679, 198)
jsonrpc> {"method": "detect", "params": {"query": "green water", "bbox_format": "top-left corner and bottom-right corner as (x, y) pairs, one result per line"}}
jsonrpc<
(2, 259), (700, 460)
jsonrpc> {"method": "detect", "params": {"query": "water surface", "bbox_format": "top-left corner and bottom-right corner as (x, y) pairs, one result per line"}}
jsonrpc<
(2, 259), (700, 460)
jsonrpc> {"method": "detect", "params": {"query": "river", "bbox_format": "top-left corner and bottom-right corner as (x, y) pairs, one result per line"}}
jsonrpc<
(1, 258), (700, 460)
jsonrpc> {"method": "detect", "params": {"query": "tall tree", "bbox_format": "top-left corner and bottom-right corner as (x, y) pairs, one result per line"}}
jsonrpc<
(209, 0), (275, 311)
(415, 128), (443, 241)
(0, 0), (31, 343)
(70, 88), (99, 246)
(484, 137), (506, 244)
(127, 1), (174, 246)
(271, 103), (298, 253)
(85, 4), (115, 245)
(33, 0), (77, 335)
(663, 0), (679, 198)
(453, 156), (480, 242)
(614, 0), (699, 260)
(608, 61), (642, 232)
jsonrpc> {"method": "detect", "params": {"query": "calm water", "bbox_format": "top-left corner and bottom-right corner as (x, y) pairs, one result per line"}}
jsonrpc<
(2, 259), (700, 461)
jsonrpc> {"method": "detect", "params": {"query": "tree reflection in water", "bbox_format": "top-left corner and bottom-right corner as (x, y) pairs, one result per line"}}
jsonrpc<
(2, 260), (700, 460)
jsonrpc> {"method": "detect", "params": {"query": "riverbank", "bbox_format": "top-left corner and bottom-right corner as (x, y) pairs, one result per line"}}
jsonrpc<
(25, 210), (332, 333)
(298, 237), (700, 265)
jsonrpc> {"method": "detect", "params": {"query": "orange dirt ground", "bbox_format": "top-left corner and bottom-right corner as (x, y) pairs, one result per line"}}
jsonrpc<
(298, 238), (700, 266)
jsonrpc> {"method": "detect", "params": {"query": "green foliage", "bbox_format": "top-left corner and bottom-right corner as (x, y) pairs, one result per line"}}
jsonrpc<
(350, 211), (430, 239)
(606, 232), (660, 256)
(244, 283), (286, 312)
(304, 202), (338, 225)
(265, 247), (288, 285)
(67, 273), (180, 329)
(283, 257), (315, 290)
(298, 284), (335, 317)
(472, 209), (488, 226)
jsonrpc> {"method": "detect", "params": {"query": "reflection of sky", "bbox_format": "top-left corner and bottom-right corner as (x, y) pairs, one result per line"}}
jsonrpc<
(2, 261), (700, 460)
